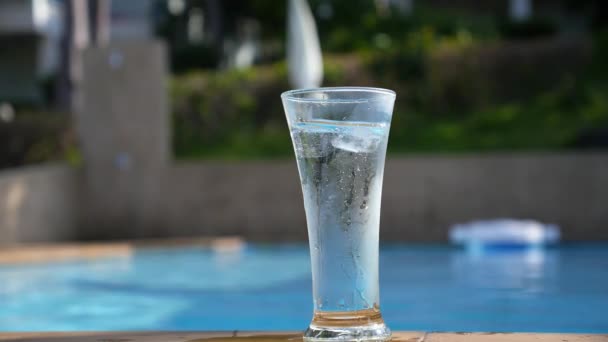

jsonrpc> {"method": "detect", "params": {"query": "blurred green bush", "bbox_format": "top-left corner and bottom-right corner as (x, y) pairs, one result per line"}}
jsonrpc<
(171, 63), (291, 159)
(5, 5), (607, 167)
(0, 111), (77, 169)
(171, 28), (608, 159)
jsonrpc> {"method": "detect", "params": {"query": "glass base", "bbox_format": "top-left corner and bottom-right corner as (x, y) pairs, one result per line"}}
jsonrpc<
(304, 323), (391, 341)
(303, 309), (391, 341)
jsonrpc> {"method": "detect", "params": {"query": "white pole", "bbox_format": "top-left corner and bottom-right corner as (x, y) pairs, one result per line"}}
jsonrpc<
(72, 0), (90, 50)
(287, 0), (323, 89)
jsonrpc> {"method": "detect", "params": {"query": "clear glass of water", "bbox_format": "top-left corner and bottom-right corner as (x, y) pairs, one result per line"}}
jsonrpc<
(281, 87), (395, 341)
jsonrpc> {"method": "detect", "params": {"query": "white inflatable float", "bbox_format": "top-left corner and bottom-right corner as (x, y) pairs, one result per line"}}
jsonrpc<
(449, 219), (560, 249)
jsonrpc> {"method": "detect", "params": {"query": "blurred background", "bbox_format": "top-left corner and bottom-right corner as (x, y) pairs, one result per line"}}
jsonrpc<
(0, 0), (607, 241)
(0, 0), (607, 333)
(2, 0), (608, 164)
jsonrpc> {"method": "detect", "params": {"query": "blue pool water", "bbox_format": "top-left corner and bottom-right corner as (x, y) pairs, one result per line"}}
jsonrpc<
(0, 244), (606, 332)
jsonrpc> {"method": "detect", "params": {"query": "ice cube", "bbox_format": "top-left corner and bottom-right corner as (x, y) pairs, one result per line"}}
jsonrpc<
(331, 126), (382, 153)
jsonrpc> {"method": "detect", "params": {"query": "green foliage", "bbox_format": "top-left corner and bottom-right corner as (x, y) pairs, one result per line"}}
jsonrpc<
(172, 46), (608, 159)
(388, 83), (608, 154)
(315, 3), (498, 54)
(171, 63), (292, 159)
(0, 111), (75, 168)
(170, 8), (608, 159)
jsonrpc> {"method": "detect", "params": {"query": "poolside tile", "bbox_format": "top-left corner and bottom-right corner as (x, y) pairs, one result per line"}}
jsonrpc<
(0, 237), (244, 264)
(0, 243), (133, 264)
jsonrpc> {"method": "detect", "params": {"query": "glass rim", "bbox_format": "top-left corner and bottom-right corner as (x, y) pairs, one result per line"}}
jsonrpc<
(281, 86), (396, 103)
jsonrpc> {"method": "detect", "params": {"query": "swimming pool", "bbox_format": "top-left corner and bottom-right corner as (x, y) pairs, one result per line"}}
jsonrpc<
(0, 244), (606, 332)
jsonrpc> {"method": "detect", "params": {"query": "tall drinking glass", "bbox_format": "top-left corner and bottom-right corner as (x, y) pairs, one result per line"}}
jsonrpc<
(281, 87), (395, 341)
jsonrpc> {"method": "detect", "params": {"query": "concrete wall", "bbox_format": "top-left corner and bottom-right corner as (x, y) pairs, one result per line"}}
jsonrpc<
(141, 153), (607, 242)
(77, 41), (169, 240)
(2, 156), (607, 243)
(0, 164), (81, 246)
(380, 153), (608, 241)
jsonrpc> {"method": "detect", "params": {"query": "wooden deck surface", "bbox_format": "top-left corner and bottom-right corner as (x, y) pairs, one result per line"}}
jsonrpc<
(0, 332), (606, 342)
